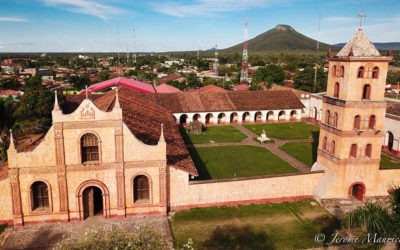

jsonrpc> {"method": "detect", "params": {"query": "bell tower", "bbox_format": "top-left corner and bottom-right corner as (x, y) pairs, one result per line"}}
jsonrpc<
(312, 25), (392, 203)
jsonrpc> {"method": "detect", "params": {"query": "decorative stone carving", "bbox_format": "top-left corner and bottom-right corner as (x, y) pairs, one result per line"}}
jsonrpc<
(80, 103), (95, 119)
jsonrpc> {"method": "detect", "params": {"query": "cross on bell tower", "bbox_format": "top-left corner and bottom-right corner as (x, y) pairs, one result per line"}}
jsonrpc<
(358, 11), (366, 28)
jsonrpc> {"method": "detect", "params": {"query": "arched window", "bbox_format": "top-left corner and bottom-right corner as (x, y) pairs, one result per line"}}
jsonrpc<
(133, 175), (150, 203)
(340, 66), (345, 77)
(325, 110), (330, 125)
(331, 140), (336, 155)
(365, 144), (372, 158)
(350, 144), (357, 158)
(322, 136), (327, 150)
(372, 67), (379, 79)
(333, 82), (340, 98)
(353, 115), (361, 130)
(31, 181), (49, 210)
(334, 112), (338, 127)
(332, 66), (336, 77)
(357, 66), (365, 78)
(81, 133), (99, 163)
(362, 84), (371, 100)
(368, 115), (376, 130)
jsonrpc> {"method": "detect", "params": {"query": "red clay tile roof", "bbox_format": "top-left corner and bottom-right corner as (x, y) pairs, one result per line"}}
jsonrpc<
(144, 90), (304, 113)
(157, 73), (186, 85)
(270, 84), (310, 99)
(198, 85), (227, 92)
(0, 162), (8, 181)
(86, 77), (155, 94)
(92, 88), (198, 175)
(155, 83), (181, 93)
(386, 101), (400, 117)
(233, 84), (249, 91)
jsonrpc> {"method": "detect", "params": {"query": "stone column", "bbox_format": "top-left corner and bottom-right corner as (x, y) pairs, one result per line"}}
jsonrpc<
(9, 168), (23, 226)
(115, 125), (126, 217)
(54, 123), (69, 220)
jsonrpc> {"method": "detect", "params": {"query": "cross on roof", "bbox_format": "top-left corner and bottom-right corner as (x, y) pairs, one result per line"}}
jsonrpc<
(358, 11), (366, 28)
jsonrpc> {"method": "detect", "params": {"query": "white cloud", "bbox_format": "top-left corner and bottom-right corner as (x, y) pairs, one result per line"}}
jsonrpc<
(41, 0), (125, 20)
(152, 0), (285, 17)
(0, 17), (29, 22)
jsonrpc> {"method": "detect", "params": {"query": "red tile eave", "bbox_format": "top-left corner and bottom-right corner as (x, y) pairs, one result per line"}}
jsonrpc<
(0, 162), (8, 181)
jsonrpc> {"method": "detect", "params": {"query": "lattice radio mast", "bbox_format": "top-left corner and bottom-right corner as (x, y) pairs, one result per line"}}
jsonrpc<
(240, 18), (249, 84)
(214, 44), (219, 76)
(132, 28), (137, 64)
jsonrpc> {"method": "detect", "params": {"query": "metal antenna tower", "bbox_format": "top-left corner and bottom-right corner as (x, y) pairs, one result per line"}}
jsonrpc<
(313, 13), (321, 93)
(214, 44), (219, 76)
(240, 17), (249, 85)
(132, 28), (137, 64)
(117, 16), (120, 66)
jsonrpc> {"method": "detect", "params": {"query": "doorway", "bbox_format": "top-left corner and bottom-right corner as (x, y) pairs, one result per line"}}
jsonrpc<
(350, 183), (365, 202)
(83, 186), (103, 219)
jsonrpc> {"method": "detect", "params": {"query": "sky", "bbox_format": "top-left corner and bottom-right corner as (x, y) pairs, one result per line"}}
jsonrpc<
(0, 0), (399, 52)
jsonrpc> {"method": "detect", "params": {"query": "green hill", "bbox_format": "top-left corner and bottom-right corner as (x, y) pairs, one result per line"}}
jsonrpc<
(224, 24), (335, 53)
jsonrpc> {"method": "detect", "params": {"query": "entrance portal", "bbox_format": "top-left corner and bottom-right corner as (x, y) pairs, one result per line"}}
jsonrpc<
(350, 183), (365, 202)
(83, 186), (103, 219)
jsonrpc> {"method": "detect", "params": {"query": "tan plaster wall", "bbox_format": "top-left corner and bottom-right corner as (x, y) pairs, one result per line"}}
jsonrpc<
(123, 124), (166, 162)
(169, 168), (324, 207)
(8, 127), (56, 168)
(380, 169), (400, 188)
(0, 178), (13, 221)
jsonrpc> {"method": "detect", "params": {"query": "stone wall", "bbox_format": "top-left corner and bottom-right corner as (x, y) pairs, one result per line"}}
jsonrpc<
(0, 178), (13, 223)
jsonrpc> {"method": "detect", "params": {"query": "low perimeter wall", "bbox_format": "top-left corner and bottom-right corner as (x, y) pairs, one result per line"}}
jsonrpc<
(169, 169), (324, 210)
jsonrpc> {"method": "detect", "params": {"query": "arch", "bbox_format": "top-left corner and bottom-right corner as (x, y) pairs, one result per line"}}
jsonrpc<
(278, 111), (285, 121)
(349, 182), (365, 202)
(362, 84), (371, 100)
(76, 180), (110, 220)
(340, 66), (345, 77)
(332, 65), (337, 77)
(267, 111), (274, 121)
(333, 112), (338, 127)
(242, 112), (250, 122)
(82, 186), (103, 219)
(353, 115), (361, 130)
(290, 110), (297, 120)
(133, 175), (151, 204)
(30, 181), (50, 211)
(322, 136), (327, 150)
(205, 113), (213, 124)
(350, 144), (357, 158)
(313, 107), (318, 120)
(325, 110), (330, 125)
(387, 131), (394, 151)
(331, 140), (336, 155)
(334, 82), (339, 98)
(368, 115), (376, 130)
(193, 113), (201, 121)
(179, 114), (188, 125)
(80, 133), (100, 163)
(230, 112), (238, 123)
(254, 111), (262, 122)
(365, 144), (372, 158)
(218, 113), (226, 124)
(357, 66), (365, 78)
(372, 66), (379, 79)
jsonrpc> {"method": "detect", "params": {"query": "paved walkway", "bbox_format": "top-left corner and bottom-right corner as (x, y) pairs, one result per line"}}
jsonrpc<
(1, 215), (172, 250)
(187, 123), (314, 173)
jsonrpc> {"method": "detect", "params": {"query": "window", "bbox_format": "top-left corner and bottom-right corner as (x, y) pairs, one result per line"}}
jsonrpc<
(31, 181), (49, 210)
(340, 66), (345, 77)
(81, 133), (99, 163)
(331, 140), (336, 155)
(350, 144), (357, 158)
(372, 67), (379, 79)
(334, 82), (340, 98)
(332, 66), (337, 77)
(365, 144), (372, 158)
(354, 115), (361, 130)
(333, 112), (338, 127)
(357, 66), (365, 78)
(325, 110), (330, 125)
(134, 175), (150, 203)
(362, 84), (371, 100)
(369, 115), (376, 130)
(322, 137), (327, 150)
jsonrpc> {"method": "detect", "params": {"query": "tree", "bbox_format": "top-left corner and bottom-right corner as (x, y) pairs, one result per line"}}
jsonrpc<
(293, 66), (327, 93)
(69, 75), (90, 90)
(0, 77), (21, 90)
(252, 64), (285, 89)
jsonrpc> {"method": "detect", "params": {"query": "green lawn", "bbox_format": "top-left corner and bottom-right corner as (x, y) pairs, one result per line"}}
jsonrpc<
(244, 122), (320, 140)
(188, 145), (298, 180)
(180, 126), (247, 144)
(380, 154), (400, 169)
(279, 142), (319, 168)
(169, 199), (340, 249)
